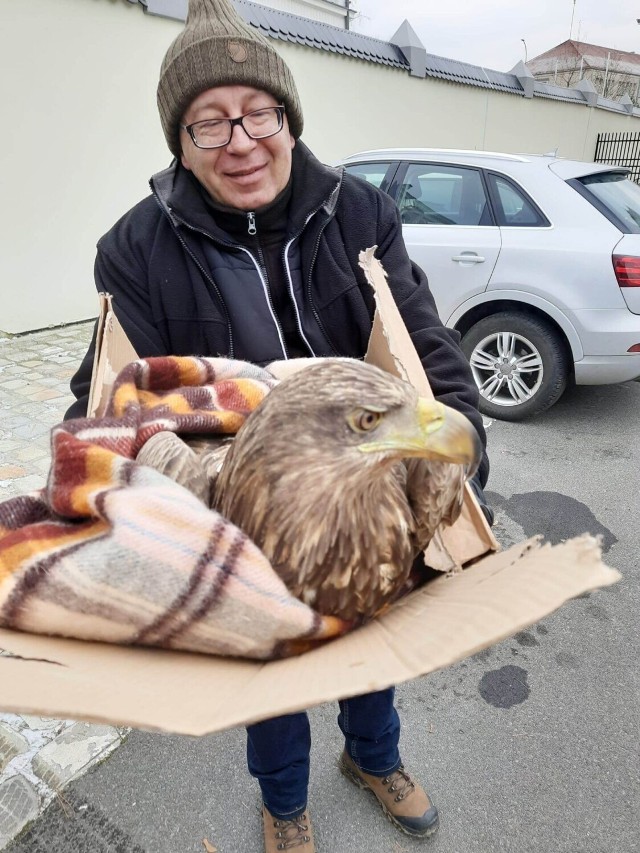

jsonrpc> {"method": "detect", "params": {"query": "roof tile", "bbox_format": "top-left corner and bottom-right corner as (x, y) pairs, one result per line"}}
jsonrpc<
(136, 0), (636, 114)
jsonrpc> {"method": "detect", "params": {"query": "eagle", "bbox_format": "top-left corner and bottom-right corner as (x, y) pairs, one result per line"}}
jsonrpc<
(211, 359), (482, 622)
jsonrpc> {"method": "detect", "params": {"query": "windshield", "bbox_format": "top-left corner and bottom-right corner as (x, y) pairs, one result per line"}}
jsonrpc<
(576, 172), (640, 233)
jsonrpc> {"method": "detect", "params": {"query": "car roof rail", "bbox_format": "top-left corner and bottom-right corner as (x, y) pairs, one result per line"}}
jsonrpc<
(342, 148), (531, 163)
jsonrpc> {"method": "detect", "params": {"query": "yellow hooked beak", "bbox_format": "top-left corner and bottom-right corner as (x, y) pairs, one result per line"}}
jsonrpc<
(359, 397), (482, 478)
(415, 397), (482, 474)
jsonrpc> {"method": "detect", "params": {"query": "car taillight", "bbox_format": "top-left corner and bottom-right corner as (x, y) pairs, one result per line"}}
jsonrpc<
(613, 255), (640, 287)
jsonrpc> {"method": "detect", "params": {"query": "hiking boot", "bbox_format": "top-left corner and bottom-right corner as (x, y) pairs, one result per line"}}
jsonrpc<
(339, 750), (439, 838)
(262, 805), (316, 852)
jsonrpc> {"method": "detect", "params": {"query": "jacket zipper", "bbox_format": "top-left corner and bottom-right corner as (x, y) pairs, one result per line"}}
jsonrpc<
(246, 214), (288, 358)
(282, 210), (321, 357)
(283, 196), (341, 357)
(308, 180), (344, 356)
(305, 217), (340, 356)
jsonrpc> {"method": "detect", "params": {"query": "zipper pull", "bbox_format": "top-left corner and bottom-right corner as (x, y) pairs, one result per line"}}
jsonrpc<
(247, 212), (257, 236)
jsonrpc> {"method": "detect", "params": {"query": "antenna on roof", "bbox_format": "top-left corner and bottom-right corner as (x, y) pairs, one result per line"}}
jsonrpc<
(543, 147), (560, 157)
(569, 0), (576, 40)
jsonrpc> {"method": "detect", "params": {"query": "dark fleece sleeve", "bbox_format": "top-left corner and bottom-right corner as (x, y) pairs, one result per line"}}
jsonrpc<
(371, 192), (490, 487)
(64, 202), (171, 420)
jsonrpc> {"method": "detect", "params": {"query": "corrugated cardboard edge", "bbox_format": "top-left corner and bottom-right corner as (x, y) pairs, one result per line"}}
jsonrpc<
(0, 535), (620, 735)
(86, 293), (110, 418)
(87, 292), (138, 417)
(360, 247), (499, 570)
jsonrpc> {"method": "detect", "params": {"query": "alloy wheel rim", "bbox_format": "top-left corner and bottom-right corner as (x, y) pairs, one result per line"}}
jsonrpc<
(469, 331), (544, 407)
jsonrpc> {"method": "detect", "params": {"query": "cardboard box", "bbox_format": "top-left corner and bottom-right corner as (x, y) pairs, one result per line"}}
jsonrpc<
(0, 251), (620, 736)
(362, 248), (497, 571)
(87, 292), (138, 418)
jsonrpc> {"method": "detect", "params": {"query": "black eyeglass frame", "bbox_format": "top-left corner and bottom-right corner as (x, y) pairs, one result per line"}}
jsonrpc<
(180, 106), (286, 150)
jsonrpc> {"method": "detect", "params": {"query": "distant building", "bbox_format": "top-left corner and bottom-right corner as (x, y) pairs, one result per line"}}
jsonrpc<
(528, 40), (640, 105)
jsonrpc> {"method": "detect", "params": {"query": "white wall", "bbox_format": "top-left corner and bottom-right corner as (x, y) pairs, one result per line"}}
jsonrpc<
(2, 0), (639, 333)
(1, 0), (177, 333)
(279, 42), (638, 164)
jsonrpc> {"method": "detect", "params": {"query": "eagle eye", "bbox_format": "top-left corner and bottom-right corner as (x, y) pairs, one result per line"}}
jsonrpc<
(348, 408), (383, 433)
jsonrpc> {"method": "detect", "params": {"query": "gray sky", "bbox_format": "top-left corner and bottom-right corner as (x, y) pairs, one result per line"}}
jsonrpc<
(350, 0), (639, 72)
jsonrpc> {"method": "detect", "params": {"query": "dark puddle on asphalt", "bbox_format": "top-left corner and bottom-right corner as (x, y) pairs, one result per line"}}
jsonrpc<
(478, 665), (530, 709)
(485, 489), (618, 552)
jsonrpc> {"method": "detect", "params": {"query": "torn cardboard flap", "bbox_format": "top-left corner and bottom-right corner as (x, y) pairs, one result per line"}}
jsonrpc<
(362, 248), (434, 398)
(361, 248), (499, 569)
(87, 293), (138, 417)
(0, 536), (620, 735)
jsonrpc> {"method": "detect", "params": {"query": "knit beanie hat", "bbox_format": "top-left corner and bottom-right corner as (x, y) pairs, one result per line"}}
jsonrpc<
(157, 0), (304, 158)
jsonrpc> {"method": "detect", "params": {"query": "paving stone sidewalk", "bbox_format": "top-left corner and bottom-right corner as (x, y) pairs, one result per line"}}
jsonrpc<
(0, 323), (127, 850)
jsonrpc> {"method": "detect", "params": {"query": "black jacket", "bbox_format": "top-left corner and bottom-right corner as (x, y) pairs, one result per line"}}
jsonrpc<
(67, 142), (489, 486)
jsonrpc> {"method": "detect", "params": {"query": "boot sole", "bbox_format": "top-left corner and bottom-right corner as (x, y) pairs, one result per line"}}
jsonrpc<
(339, 757), (439, 839)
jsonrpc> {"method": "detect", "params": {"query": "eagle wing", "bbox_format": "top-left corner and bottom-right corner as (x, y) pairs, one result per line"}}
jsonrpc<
(404, 457), (466, 556)
(136, 432), (232, 507)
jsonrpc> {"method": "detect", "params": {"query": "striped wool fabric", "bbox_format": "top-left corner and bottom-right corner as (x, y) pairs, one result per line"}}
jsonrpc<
(0, 356), (349, 659)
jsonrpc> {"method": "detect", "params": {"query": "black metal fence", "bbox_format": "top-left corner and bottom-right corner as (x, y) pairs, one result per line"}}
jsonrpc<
(594, 132), (640, 183)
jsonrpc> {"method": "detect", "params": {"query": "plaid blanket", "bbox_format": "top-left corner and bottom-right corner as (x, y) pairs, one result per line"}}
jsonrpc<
(0, 357), (350, 660)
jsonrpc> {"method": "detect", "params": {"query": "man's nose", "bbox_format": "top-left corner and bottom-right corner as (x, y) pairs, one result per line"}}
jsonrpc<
(226, 122), (257, 154)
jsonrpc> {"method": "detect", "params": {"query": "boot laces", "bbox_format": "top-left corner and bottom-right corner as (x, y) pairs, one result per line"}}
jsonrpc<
(382, 766), (415, 802)
(273, 814), (311, 849)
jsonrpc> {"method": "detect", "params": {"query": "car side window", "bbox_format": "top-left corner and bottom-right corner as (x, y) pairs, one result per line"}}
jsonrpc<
(397, 164), (490, 226)
(343, 162), (393, 191)
(488, 174), (549, 227)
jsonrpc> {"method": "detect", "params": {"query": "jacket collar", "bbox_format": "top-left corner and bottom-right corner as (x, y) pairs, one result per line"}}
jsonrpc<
(150, 141), (343, 243)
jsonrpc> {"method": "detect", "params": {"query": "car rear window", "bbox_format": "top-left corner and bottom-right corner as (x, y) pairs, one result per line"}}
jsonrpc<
(487, 174), (549, 227)
(574, 172), (640, 234)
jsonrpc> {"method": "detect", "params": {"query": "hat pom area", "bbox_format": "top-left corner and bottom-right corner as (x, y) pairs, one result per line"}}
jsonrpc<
(157, 0), (303, 158)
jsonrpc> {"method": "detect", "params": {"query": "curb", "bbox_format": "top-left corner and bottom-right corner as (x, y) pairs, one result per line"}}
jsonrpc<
(0, 714), (127, 850)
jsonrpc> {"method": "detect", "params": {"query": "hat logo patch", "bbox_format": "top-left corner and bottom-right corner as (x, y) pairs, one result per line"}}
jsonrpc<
(228, 41), (248, 63)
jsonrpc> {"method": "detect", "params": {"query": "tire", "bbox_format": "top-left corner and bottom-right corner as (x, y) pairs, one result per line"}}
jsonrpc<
(460, 312), (569, 422)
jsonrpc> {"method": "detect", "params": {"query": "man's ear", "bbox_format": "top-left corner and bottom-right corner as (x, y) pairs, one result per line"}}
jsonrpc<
(289, 134), (295, 150)
(180, 149), (192, 171)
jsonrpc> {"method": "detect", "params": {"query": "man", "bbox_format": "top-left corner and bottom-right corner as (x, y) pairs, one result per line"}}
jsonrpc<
(66, 1), (492, 849)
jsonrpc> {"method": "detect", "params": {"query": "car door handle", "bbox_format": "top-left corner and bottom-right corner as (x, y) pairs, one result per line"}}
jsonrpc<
(452, 254), (485, 263)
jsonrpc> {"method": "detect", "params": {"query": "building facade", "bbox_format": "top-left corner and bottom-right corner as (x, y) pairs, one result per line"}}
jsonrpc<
(529, 40), (640, 106)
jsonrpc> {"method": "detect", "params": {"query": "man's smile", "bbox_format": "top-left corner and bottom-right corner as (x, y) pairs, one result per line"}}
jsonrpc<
(224, 163), (268, 182)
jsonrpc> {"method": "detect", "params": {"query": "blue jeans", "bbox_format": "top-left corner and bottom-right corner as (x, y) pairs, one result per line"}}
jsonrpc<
(246, 687), (401, 819)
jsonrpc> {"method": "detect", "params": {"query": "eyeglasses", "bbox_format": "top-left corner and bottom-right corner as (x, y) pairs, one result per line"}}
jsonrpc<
(181, 106), (286, 150)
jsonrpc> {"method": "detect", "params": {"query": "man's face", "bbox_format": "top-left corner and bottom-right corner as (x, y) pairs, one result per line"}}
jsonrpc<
(180, 85), (295, 211)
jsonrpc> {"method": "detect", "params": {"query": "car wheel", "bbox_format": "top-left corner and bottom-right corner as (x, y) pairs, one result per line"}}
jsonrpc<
(460, 312), (569, 421)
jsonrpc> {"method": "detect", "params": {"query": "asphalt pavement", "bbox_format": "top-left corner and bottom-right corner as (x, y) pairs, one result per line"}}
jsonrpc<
(1, 325), (639, 852)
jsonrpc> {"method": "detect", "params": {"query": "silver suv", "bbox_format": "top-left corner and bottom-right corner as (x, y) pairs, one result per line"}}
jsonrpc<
(340, 148), (640, 421)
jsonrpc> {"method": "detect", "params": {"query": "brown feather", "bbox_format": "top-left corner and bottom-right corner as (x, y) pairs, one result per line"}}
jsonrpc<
(136, 433), (233, 507)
